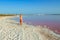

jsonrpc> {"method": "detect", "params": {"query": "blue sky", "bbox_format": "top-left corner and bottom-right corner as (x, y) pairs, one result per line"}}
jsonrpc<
(0, 0), (60, 14)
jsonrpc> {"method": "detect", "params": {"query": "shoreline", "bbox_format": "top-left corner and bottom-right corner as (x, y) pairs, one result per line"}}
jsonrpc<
(0, 16), (60, 40)
(0, 16), (60, 34)
(23, 22), (60, 34)
(0, 16), (17, 20)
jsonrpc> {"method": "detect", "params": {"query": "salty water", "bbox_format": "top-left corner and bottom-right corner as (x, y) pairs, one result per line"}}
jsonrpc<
(12, 15), (60, 34)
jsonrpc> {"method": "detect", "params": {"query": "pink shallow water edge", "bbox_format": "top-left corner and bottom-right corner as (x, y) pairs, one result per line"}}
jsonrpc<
(24, 21), (60, 34)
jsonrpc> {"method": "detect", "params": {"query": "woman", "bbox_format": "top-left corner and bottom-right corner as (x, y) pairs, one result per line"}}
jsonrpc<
(20, 14), (23, 25)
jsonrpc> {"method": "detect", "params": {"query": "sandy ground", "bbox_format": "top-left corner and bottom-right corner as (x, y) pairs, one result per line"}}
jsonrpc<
(0, 16), (60, 40)
(0, 16), (16, 20)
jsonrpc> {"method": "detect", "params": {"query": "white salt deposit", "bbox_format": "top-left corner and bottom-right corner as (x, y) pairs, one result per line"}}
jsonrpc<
(0, 17), (60, 40)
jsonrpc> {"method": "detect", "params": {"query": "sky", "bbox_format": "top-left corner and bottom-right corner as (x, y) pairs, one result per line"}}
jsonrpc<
(0, 0), (60, 14)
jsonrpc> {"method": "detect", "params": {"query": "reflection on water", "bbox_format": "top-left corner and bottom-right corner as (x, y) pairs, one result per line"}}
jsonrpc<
(11, 15), (60, 34)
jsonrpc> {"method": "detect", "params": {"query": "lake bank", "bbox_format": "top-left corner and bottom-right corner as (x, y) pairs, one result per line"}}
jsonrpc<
(11, 15), (60, 34)
(0, 16), (60, 40)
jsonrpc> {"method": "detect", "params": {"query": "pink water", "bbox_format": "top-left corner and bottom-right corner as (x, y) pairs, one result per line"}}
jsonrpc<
(23, 15), (60, 34)
(12, 15), (60, 34)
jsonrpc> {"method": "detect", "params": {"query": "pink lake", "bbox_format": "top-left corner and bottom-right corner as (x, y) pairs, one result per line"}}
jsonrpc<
(12, 15), (60, 34)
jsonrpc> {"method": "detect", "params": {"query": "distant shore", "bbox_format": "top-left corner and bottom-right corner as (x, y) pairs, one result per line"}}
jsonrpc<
(0, 16), (16, 20)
